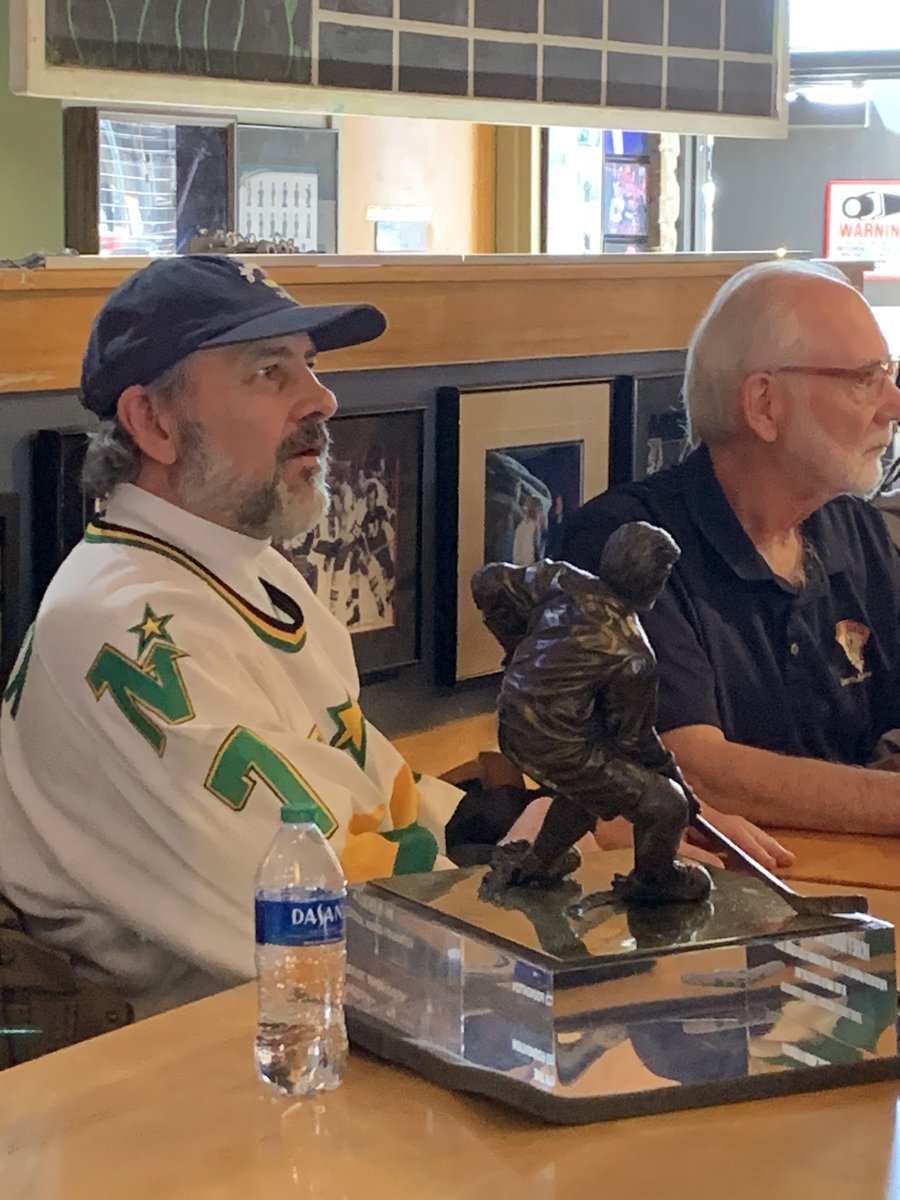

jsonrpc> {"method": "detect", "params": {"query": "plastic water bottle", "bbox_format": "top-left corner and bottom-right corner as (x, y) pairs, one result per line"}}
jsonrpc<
(254, 799), (348, 1096)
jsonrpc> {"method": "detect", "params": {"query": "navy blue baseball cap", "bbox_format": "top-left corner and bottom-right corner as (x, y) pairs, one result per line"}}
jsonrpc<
(80, 254), (387, 418)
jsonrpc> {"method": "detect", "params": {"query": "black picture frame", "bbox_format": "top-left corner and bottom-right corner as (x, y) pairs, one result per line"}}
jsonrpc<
(602, 159), (649, 238)
(435, 381), (611, 686)
(31, 428), (95, 610)
(276, 409), (423, 681)
(609, 373), (690, 486)
(0, 493), (22, 691)
(602, 236), (650, 254)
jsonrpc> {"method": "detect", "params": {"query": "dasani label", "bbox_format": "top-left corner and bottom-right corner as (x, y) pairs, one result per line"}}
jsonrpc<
(256, 895), (346, 946)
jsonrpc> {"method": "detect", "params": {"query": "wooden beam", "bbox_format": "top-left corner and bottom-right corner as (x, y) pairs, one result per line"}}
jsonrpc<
(471, 125), (497, 256)
(494, 127), (540, 254)
(0, 255), (867, 394)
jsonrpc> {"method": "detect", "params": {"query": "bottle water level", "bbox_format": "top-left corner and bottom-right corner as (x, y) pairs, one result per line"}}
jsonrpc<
(255, 940), (348, 1096)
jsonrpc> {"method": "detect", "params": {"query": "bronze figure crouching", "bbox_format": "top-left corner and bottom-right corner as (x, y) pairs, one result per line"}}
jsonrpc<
(472, 521), (711, 906)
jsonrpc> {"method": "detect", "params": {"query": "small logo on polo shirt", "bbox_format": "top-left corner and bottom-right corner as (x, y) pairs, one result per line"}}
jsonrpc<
(835, 619), (872, 686)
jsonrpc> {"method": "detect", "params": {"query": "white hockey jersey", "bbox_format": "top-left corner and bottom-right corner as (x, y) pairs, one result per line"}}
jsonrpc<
(0, 485), (462, 1016)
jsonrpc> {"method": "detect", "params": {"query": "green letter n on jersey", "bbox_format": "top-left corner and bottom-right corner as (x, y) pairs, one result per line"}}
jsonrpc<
(86, 608), (194, 755)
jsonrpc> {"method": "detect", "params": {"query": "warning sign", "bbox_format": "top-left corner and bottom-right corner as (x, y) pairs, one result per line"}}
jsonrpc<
(825, 179), (900, 279)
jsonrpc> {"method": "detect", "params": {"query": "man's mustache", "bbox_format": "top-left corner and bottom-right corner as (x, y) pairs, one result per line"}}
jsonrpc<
(277, 419), (331, 465)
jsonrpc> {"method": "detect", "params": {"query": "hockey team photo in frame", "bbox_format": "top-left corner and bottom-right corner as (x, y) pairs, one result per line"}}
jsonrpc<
(276, 408), (423, 679)
(435, 381), (611, 685)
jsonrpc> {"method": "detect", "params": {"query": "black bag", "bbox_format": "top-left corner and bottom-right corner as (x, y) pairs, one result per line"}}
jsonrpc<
(442, 750), (538, 866)
(0, 895), (133, 1068)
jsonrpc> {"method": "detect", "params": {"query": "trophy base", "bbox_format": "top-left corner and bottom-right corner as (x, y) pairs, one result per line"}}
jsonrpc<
(346, 1005), (900, 1125)
(345, 853), (899, 1124)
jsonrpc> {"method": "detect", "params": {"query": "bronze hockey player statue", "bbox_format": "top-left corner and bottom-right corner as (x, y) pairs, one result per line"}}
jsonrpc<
(472, 521), (711, 906)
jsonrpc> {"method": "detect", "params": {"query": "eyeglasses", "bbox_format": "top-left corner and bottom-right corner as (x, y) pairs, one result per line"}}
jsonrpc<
(769, 359), (900, 398)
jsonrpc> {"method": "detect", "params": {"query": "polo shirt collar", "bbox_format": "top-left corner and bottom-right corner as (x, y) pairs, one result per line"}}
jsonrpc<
(681, 444), (852, 586)
(682, 445), (774, 583)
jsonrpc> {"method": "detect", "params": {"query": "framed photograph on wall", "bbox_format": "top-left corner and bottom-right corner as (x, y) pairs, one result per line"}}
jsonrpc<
(236, 125), (339, 254)
(435, 382), (611, 686)
(609, 374), (689, 486)
(602, 160), (649, 239)
(0, 493), (22, 691)
(276, 409), (422, 680)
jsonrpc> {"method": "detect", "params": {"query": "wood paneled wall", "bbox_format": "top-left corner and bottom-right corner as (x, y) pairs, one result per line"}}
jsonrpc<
(337, 117), (496, 256)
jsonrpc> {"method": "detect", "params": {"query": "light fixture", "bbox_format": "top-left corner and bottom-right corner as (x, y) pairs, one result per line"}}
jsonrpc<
(795, 82), (871, 106)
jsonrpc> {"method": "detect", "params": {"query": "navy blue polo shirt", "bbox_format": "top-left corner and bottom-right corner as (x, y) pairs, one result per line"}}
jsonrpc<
(562, 445), (900, 765)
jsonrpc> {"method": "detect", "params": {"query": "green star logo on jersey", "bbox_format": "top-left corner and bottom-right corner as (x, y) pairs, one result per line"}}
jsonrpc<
(327, 696), (367, 769)
(87, 608), (194, 756)
(128, 605), (174, 656)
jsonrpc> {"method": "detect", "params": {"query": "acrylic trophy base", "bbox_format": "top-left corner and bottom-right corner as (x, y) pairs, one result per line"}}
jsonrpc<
(345, 851), (899, 1124)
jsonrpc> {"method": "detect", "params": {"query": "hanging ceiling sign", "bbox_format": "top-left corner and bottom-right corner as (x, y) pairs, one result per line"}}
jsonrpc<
(11, 0), (789, 139)
(825, 179), (900, 279)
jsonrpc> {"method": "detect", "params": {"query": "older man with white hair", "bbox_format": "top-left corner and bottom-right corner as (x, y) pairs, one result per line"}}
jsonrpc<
(564, 260), (900, 836)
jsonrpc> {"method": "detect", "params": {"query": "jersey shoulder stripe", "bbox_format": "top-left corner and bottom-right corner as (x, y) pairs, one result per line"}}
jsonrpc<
(84, 520), (307, 652)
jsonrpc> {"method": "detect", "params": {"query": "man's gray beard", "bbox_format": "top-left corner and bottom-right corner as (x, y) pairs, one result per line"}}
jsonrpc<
(174, 419), (330, 540)
(785, 404), (883, 500)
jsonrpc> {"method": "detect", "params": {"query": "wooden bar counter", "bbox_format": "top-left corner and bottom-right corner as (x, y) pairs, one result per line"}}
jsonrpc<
(2, 873), (899, 1200)
(778, 831), (900, 894)
(0, 252), (865, 394)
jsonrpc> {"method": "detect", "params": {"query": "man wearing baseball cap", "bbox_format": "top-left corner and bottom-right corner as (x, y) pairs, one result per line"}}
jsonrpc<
(0, 255), (466, 1018)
